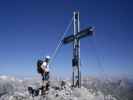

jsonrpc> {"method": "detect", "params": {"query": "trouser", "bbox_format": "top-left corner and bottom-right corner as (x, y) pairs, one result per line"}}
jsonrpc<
(42, 72), (49, 81)
(41, 72), (50, 95)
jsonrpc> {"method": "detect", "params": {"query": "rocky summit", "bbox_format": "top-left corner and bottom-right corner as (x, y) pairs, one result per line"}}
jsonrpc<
(0, 75), (133, 100)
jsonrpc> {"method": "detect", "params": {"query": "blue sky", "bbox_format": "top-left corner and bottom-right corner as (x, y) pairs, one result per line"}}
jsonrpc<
(0, 0), (133, 78)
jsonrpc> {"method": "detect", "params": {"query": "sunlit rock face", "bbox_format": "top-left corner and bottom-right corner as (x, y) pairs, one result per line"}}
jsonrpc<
(0, 75), (133, 100)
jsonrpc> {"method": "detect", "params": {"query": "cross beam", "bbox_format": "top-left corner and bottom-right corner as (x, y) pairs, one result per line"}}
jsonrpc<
(63, 12), (94, 88)
(63, 27), (93, 44)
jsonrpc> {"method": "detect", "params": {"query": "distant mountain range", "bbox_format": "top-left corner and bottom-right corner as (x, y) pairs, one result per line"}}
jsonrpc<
(0, 75), (133, 100)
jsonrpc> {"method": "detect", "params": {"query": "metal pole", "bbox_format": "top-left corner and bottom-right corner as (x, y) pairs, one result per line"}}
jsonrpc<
(77, 12), (81, 88)
(73, 11), (81, 88)
(73, 12), (76, 87)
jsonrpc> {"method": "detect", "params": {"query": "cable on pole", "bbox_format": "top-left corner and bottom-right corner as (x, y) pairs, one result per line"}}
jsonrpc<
(91, 37), (108, 80)
(91, 37), (122, 100)
(49, 16), (74, 67)
(80, 36), (107, 80)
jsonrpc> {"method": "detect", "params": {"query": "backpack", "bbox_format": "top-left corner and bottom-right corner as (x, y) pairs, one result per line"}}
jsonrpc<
(37, 60), (44, 74)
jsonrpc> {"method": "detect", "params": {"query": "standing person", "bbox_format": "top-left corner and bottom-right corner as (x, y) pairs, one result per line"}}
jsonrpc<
(37, 56), (50, 95)
(41, 56), (50, 81)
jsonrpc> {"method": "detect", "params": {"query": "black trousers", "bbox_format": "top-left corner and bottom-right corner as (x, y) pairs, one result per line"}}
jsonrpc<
(42, 72), (49, 81)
